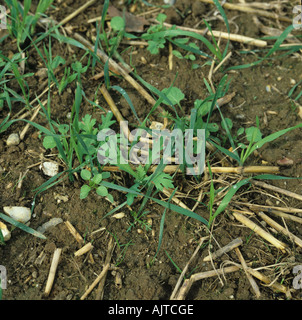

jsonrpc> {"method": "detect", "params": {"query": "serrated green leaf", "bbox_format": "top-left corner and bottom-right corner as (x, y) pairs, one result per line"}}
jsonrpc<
(152, 172), (174, 191)
(147, 39), (166, 54)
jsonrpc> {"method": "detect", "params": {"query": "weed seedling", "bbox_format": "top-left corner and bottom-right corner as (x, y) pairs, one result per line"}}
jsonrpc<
(80, 168), (113, 203)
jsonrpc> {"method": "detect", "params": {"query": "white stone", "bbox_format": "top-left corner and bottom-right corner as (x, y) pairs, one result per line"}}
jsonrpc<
(40, 162), (59, 177)
(6, 133), (20, 146)
(3, 206), (31, 224)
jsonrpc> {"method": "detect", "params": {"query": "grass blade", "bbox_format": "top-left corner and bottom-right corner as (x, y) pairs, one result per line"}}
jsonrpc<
(0, 212), (46, 240)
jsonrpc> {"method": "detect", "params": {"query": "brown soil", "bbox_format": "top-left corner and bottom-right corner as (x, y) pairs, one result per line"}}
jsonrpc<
(1, 0), (302, 301)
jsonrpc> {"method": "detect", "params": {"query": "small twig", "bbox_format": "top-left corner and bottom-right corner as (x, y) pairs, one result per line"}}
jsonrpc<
(203, 237), (243, 262)
(80, 263), (110, 300)
(72, 32), (158, 108)
(19, 99), (47, 140)
(168, 42), (173, 71)
(44, 248), (62, 297)
(15, 169), (29, 199)
(161, 187), (192, 211)
(244, 265), (290, 296)
(213, 51), (232, 73)
(58, 0), (97, 27)
(102, 165), (280, 176)
(95, 237), (116, 300)
(170, 236), (208, 300)
(235, 247), (261, 298)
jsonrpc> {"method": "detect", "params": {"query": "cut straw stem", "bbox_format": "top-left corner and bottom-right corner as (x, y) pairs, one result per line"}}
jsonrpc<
(252, 180), (302, 202)
(232, 212), (287, 253)
(44, 248), (62, 297)
(175, 266), (240, 300)
(257, 211), (302, 248)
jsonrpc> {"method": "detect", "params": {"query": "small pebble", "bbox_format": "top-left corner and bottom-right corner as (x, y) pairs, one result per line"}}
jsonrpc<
(40, 162), (59, 177)
(6, 133), (20, 146)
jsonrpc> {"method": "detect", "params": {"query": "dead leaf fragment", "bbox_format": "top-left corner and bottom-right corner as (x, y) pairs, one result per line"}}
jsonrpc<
(107, 5), (149, 33)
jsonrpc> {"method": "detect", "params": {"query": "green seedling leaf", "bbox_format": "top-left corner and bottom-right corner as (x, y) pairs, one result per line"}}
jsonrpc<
(245, 126), (262, 143)
(111, 16), (125, 31)
(92, 173), (103, 185)
(209, 178), (251, 225)
(102, 172), (111, 179)
(147, 38), (166, 54)
(237, 127), (245, 136)
(162, 87), (185, 106)
(81, 169), (92, 181)
(221, 118), (233, 131)
(80, 185), (91, 199)
(96, 185), (108, 197)
(172, 50), (183, 59)
(51, 56), (66, 69)
(43, 136), (57, 149)
(207, 122), (219, 132)
(152, 172), (174, 191)
(156, 13), (167, 23)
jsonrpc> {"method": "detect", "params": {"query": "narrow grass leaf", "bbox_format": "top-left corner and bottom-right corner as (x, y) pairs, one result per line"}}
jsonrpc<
(0, 212), (46, 240)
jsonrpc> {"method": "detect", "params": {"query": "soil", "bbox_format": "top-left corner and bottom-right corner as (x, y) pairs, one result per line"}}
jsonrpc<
(1, 0), (302, 301)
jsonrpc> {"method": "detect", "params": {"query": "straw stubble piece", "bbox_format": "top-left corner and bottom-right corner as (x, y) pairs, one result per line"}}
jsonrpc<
(257, 211), (302, 249)
(232, 212), (288, 253)
(175, 266), (240, 300)
(74, 242), (94, 257)
(44, 248), (62, 297)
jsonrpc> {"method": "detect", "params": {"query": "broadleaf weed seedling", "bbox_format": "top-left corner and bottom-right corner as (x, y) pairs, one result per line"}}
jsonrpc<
(142, 13), (222, 62)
